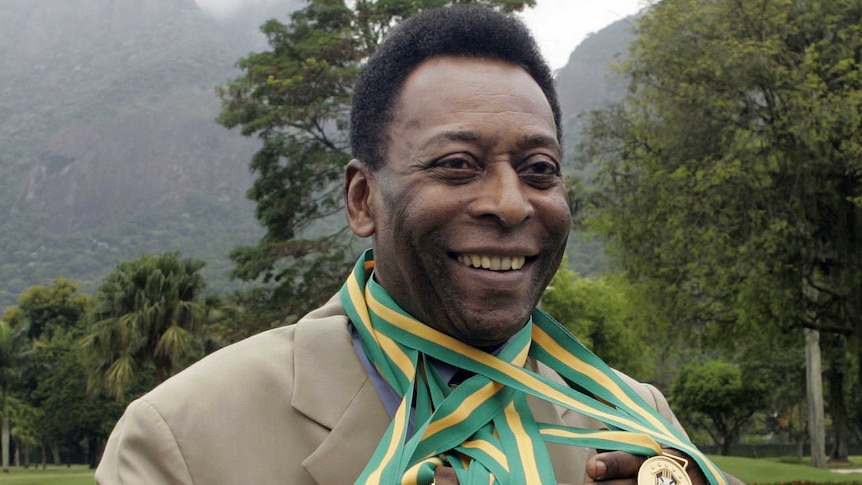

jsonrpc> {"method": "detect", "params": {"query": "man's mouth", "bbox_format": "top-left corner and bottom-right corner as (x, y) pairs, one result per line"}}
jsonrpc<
(456, 254), (526, 271)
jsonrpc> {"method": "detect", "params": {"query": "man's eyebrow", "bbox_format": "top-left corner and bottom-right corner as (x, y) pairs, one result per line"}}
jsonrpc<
(427, 130), (481, 145)
(517, 134), (561, 154)
(425, 131), (560, 153)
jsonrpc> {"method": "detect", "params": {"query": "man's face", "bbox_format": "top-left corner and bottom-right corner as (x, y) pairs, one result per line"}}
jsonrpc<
(348, 56), (571, 347)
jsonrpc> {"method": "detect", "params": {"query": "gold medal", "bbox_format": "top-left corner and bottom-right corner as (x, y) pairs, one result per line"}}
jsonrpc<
(637, 454), (693, 485)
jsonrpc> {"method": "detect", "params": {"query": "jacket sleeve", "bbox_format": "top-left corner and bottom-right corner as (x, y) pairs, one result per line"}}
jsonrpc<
(95, 399), (195, 485)
(641, 382), (689, 438)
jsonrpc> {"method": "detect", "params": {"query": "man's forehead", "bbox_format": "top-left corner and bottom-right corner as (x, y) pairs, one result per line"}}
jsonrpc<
(404, 55), (531, 85)
(396, 56), (550, 111)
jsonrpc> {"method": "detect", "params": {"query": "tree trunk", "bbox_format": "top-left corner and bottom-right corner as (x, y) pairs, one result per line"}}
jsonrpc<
(806, 328), (827, 468)
(826, 335), (849, 462)
(856, 303), (862, 447)
(2, 415), (9, 473)
(51, 442), (60, 466)
(88, 438), (99, 470)
(155, 361), (167, 386)
(720, 438), (731, 456)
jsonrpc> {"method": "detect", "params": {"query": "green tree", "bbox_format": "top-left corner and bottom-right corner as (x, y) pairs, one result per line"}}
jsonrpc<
(1, 280), (94, 468)
(671, 360), (767, 455)
(737, 332), (808, 457)
(7, 396), (39, 468)
(581, 0), (862, 456)
(0, 321), (31, 472)
(38, 326), (125, 469)
(3, 279), (89, 341)
(216, 0), (536, 325)
(541, 262), (652, 380)
(82, 252), (210, 400)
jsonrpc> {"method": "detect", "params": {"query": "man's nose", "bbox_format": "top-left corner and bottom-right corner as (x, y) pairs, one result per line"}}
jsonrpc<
(468, 166), (534, 227)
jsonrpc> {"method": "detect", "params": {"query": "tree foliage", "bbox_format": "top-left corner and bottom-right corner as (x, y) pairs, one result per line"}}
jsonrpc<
(0, 320), (32, 472)
(37, 326), (125, 469)
(82, 252), (210, 400)
(216, 0), (535, 324)
(671, 360), (767, 455)
(1, 280), (101, 467)
(582, 0), (862, 402)
(541, 262), (653, 380)
(3, 279), (89, 341)
(3, 280), (146, 468)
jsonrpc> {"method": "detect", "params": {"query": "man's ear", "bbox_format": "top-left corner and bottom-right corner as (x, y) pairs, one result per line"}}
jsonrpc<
(345, 159), (376, 238)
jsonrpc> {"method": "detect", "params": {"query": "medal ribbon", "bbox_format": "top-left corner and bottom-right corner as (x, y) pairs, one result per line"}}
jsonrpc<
(342, 250), (727, 485)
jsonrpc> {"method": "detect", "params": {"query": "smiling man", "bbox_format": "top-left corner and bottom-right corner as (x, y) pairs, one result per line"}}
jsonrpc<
(96, 6), (741, 485)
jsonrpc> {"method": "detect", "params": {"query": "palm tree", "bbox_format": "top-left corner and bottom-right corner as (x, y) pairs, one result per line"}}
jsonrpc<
(0, 321), (32, 472)
(82, 252), (209, 400)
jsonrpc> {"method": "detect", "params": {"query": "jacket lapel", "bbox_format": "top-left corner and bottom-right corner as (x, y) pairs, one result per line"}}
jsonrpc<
(528, 360), (599, 483)
(291, 297), (391, 485)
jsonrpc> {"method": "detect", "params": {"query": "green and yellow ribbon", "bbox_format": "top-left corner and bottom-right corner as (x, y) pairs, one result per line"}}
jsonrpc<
(342, 250), (727, 485)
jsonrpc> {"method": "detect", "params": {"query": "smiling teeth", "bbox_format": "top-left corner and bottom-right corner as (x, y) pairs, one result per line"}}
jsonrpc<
(458, 254), (526, 271)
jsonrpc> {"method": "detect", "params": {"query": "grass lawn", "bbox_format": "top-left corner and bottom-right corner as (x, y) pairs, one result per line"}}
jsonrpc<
(0, 465), (94, 485)
(711, 455), (862, 483)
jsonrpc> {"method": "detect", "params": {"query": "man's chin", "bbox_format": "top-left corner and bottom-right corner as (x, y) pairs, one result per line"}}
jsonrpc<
(448, 313), (531, 348)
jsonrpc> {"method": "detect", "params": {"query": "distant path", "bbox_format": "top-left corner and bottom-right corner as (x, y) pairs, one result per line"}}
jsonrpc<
(833, 468), (862, 474)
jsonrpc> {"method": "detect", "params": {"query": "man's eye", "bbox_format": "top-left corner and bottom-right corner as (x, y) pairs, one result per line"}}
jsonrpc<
(429, 155), (482, 183)
(522, 159), (560, 176)
(519, 156), (561, 188)
(436, 157), (476, 170)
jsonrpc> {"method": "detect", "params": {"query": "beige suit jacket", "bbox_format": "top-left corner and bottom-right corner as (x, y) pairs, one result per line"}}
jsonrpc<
(95, 295), (686, 485)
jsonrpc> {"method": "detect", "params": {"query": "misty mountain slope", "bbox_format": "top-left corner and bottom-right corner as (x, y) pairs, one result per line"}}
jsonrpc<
(202, 0), (306, 53)
(555, 15), (639, 276)
(556, 14), (637, 120)
(0, 0), (302, 304)
(1, 0), (229, 163)
(4, 0), (249, 226)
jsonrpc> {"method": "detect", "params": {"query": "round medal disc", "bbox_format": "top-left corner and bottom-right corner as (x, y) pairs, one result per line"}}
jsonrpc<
(637, 455), (693, 485)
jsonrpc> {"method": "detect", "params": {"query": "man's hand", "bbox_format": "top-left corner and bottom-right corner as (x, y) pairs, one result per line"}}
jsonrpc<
(585, 450), (746, 485)
(434, 454), (746, 485)
(585, 450), (647, 484)
(433, 466), (459, 484)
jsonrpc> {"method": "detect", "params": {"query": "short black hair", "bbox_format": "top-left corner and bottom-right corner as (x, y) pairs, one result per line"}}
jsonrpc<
(350, 5), (561, 170)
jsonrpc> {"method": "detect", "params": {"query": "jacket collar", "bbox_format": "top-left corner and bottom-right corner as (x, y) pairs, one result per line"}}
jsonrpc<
(291, 295), (391, 484)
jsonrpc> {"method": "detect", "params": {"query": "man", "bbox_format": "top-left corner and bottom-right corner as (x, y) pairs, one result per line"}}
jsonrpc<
(96, 6), (742, 485)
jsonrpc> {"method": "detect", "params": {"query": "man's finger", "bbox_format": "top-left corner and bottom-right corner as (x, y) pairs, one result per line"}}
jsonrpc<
(586, 450), (647, 480)
(434, 466), (459, 484)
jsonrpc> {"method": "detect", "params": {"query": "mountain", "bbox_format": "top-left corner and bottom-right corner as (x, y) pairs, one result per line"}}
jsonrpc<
(0, 0), (636, 306)
(555, 15), (639, 275)
(0, 0), (301, 305)
(556, 14), (636, 120)
(202, 0), (305, 53)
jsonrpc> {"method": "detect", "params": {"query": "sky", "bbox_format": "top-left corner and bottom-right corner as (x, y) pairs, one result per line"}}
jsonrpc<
(518, 0), (648, 69)
(194, 0), (648, 70)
